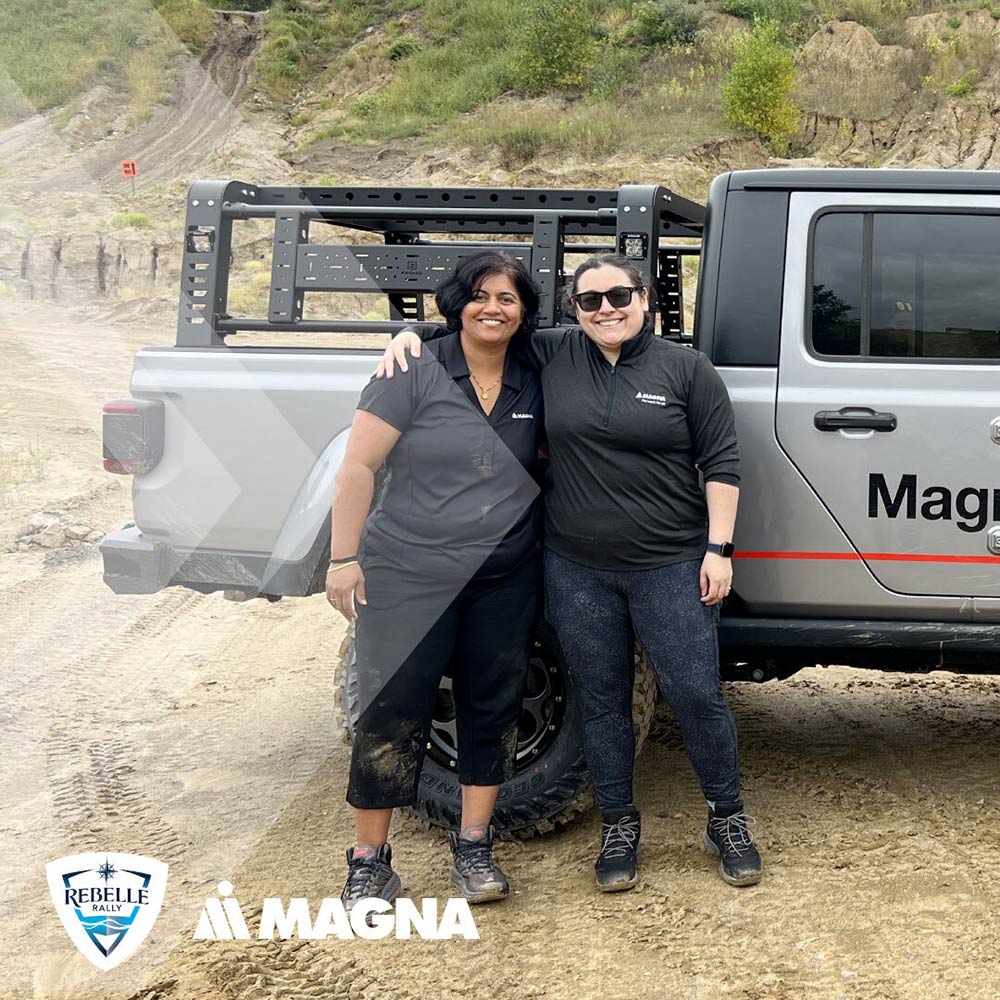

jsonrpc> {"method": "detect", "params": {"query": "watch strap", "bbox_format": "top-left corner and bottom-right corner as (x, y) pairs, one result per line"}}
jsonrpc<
(706, 541), (735, 558)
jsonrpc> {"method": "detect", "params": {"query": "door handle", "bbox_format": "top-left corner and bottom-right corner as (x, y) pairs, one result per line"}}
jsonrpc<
(814, 407), (897, 432)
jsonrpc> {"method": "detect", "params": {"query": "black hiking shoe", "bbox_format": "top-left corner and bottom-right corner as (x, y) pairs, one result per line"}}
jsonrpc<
(704, 800), (763, 887)
(595, 808), (641, 892)
(341, 843), (402, 912)
(449, 829), (510, 904)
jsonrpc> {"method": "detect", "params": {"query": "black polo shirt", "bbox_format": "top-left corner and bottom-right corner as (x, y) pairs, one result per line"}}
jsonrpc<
(357, 331), (543, 579)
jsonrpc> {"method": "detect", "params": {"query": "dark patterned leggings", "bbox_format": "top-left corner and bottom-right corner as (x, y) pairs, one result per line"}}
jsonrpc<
(544, 549), (741, 810)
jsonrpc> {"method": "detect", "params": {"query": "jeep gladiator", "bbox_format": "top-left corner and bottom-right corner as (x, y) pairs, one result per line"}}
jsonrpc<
(99, 170), (1000, 831)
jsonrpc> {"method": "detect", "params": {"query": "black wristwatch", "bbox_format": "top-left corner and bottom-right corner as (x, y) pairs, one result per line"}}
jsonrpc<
(706, 541), (735, 558)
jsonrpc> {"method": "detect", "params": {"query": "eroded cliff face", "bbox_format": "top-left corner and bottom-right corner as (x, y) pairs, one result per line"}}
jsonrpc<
(0, 9), (277, 310)
(795, 13), (1000, 168)
(0, 228), (173, 304)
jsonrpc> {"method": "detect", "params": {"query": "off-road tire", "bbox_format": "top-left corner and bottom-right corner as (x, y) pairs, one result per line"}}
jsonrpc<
(333, 622), (657, 838)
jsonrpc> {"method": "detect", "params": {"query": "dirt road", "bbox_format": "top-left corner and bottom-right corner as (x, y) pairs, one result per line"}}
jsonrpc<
(2, 304), (999, 1000)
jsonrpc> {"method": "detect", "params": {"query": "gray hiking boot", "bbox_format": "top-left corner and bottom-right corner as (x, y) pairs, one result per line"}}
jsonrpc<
(704, 800), (763, 887)
(449, 829), (510, 903)
(341, 843), (402, 912)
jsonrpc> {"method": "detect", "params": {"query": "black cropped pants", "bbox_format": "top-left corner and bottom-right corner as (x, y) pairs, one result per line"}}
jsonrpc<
(347, 552), (540, 810)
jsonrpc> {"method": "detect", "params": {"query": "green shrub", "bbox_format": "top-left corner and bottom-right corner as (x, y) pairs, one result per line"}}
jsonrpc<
(350, 91), (385, 118)
(718, 0), (802, 25)
(626, 0), (704, 46)
(946, 67), (978, 95)
(387, 32), (423, 59)
(514, 0), (598, 96)
(722, 19), (799, 152)
(111, 212), (152, 229)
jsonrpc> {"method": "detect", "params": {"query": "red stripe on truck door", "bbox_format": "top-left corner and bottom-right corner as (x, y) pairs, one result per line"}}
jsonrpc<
(736, 551), (1000, 564)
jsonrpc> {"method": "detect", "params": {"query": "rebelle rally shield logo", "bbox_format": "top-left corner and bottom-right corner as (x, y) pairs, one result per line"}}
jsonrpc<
(46, 853), (168, 971)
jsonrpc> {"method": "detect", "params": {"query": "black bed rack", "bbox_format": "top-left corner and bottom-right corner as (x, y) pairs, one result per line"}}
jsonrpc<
(177, 181), (705, 348)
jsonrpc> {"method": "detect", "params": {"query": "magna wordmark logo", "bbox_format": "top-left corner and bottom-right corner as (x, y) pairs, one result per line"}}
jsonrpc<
(46, 852), (168, 971)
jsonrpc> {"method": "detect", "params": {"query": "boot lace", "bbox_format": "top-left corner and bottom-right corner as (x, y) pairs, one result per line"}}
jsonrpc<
(599, 815), (640, 859)
(456, 839), (495, 876)
(709, 810), (756, 857)
(344, 855), (383, 901)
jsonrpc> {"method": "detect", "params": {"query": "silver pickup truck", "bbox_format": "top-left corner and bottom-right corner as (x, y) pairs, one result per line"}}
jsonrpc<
(100, 170), (1000, 833)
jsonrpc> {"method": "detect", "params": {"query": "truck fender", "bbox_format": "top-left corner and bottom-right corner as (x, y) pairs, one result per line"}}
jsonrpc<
(259, 427), (352, 594)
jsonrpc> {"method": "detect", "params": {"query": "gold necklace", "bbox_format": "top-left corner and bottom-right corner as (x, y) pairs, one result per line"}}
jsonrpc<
(469, 370), (502, 400)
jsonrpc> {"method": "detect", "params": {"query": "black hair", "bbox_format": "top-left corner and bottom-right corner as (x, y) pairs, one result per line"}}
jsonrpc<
(435, 250), (540, 336)
(565, 253), (653, 314)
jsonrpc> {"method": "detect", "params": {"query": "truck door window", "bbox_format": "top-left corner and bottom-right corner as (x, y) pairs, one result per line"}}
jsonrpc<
(812, 211), (1000, 361)
(811, 213), (863, 356)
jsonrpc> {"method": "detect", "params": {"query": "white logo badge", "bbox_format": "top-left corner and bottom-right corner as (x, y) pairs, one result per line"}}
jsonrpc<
(193, 883), (479, 941)
(46, 852), (168, 971)
(635, 391), (667, 407)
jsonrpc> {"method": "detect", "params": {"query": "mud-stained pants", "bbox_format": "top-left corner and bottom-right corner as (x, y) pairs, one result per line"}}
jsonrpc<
(346, 552), (540, 809)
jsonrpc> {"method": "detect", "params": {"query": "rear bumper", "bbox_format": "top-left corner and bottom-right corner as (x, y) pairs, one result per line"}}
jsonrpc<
(99, 525), (326, 597)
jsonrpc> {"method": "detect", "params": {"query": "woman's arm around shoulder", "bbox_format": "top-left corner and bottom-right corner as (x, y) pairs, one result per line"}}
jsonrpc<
(376, 325), (448, 378)
(523, 326), (573, 370)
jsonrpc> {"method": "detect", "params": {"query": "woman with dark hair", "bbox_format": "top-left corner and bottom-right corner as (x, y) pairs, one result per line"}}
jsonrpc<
(327, 250), (543, 908)
(378, 253), (763, 893)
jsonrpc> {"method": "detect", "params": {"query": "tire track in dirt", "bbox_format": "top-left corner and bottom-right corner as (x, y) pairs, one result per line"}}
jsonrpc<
(1, 308), (349, 997)
(0, 572), (222, 890)
(2, 568), (348, 997)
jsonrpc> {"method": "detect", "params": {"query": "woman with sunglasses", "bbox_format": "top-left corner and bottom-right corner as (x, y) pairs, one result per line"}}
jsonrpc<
(377, 254), (762, 893)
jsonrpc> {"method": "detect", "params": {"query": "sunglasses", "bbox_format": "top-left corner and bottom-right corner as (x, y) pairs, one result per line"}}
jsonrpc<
(572, 285), (643, 313)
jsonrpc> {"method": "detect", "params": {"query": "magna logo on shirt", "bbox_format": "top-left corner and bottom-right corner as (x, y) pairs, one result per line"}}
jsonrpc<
(511, 412), (534, 420)
(635, 391), (666, 407)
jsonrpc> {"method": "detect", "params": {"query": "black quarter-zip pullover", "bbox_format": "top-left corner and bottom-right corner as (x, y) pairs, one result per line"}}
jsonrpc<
(532, 327), (739, 569)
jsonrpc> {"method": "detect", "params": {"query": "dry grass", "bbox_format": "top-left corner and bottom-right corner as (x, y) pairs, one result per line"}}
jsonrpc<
(795, 50), (920, 119)
(226, 260), (273, 319)
(921, 23), (998, 95)
(0, 445), (45, 499)
(456, 38), (742, 166)
(126, 45), (173, 125)
(810, 0), (968, 44)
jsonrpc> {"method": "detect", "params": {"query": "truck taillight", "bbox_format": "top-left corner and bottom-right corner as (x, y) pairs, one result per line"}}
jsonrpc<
(102, 398), (164, 475)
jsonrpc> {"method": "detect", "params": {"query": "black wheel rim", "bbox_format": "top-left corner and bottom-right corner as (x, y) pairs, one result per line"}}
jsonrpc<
(426, 633), (568, 774)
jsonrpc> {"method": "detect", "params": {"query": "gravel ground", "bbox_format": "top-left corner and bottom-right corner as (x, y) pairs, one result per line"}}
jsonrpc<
(3, 306), (999, 1000)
